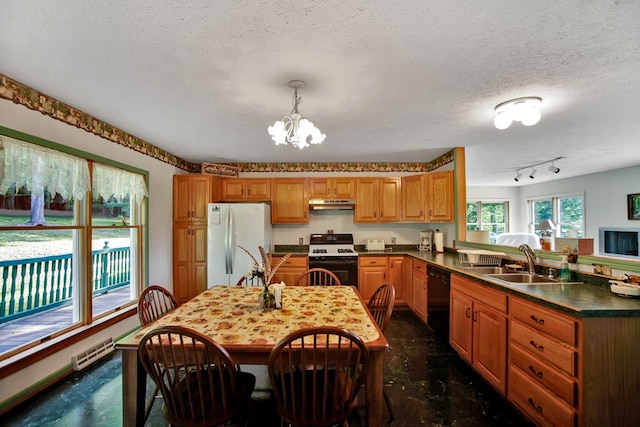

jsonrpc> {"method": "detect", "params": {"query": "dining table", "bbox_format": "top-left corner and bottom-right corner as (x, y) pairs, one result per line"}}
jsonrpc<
(115, 285), (390, 427)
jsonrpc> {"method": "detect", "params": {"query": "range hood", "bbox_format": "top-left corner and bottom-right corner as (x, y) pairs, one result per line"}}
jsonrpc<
(309, 199), (356, 210)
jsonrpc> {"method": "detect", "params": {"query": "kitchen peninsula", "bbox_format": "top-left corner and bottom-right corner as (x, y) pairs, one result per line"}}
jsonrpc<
(351, 248), (640, 427)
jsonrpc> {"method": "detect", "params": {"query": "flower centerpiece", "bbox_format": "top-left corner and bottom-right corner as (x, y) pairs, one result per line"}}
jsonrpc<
(239, 245), (290, 309)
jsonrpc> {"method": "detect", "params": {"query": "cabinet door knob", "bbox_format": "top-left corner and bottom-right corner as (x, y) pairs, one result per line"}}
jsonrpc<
(472, 311), (477, 322)
(465, 307), (471, 318)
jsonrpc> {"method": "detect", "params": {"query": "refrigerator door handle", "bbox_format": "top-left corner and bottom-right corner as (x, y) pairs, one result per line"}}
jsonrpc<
(224, 207), (233, 274)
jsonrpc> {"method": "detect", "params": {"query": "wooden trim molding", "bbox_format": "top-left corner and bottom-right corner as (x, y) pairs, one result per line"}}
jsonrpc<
(1, 73), (455, 174)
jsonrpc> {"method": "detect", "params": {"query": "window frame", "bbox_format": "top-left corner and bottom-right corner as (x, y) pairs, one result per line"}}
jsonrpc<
(0, 127), (149, 359)
(466, 200), (510, 242)
(527, 192), (585, 238)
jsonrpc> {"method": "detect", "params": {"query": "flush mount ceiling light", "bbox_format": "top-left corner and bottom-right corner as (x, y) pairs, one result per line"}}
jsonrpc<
(267, 80), (326, 150)
(513, 157), (563, 182)
(494, 97), (542, 130)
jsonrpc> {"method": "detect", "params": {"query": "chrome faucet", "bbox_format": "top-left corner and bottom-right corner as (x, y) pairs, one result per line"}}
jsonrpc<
(518, 244), (537, 274)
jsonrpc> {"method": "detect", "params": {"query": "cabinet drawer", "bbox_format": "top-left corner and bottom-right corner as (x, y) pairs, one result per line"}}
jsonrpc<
(359, 257), (388, 267)
(274, 256), (307, 267)
(510, 343), (576, 406)
(451, 274), (507, 313)
(511, 321), (577, 376)
(413, 260), (427, 274)
(511, 297), (577, 346)
(509, 365), (576, 427)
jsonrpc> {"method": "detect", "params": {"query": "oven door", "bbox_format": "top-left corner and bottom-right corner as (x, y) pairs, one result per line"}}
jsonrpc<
(308, 257), (358, 288)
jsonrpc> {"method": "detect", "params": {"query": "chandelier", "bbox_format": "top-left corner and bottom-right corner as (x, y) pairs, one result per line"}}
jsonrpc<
(494, 97), (542, 130)
(268, 80), (326, 149)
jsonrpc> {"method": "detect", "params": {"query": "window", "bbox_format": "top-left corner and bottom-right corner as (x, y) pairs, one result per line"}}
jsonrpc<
(0, 134), (148, 357)
(467, 201), (509, 243)
(528, 193), (584, 238)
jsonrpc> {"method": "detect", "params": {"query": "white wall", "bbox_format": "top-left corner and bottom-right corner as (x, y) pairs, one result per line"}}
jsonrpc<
(0, 100), (179, 405)
(468, 165), (640, 251)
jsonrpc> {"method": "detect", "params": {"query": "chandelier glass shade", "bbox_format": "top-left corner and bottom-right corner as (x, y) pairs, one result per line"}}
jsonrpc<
(494, 97), (542, 130)
(268, 80), (326, 149)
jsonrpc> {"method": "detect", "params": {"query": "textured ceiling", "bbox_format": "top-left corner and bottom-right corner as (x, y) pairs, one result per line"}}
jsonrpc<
(1, 0), (640, 185)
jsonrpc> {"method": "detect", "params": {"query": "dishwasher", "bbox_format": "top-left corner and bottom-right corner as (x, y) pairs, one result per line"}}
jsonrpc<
(427, 265), (451, 342)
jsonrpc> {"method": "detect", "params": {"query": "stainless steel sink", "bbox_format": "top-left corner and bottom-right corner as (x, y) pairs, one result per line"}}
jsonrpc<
(462, 266), (520, 275)
(486, 273), (560, 284)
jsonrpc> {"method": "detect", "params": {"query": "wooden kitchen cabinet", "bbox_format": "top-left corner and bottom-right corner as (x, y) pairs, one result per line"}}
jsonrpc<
(411, 260), (427, 322)
(173, 174), (213, 223)
(401, 174), (427, 222)
(355, 177), (401, 223)
(358, 257), (388, 300)
(271, 256), (307, 286)
(271, 178), (309, 224)
(173, 175), (214, 302)
(508, 296), (578, 426)
(388, 256), (408, 305)
(450, 274), (508, 393)
(427, 171), (454, 222)
(172, 223), (208, 303)
(309, 178), (356, 199)
(221, 178), (271, 201)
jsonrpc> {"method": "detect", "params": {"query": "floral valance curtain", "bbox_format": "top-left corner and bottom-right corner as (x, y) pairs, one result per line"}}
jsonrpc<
(92, 163), (148, 203)
(0, 136), (90, 200)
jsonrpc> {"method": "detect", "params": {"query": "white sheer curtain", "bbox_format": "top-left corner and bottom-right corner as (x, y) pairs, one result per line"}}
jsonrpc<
(92, 163), (148, 204)
(0, 136), (90, 199)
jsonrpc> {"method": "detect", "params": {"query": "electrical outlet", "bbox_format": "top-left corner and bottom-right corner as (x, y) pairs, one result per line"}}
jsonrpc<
(391, 237), (396, 245)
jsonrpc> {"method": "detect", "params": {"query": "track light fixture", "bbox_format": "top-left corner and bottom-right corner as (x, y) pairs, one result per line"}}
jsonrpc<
(513, 157), (563, 183)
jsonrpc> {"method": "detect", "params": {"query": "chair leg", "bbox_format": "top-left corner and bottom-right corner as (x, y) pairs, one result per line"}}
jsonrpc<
(144, 384), (160, 421)
(383, 388), (394, 421)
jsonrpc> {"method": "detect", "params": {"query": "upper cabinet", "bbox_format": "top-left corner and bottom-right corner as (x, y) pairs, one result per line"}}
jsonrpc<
(355, 178), (401, 223)
(271, 178), (309, 224)
(401, 171), (454, 223)
(221, 178), (271, 201)
(309, 178), (356, 200)
(427, 171), (454, 222)
(401, 174), (427, 222)
(173, 175), (213, 223)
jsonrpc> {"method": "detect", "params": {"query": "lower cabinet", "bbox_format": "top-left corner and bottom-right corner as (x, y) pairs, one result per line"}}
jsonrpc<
(450, 274), (507, 393)
(358, 257), (388, 300)
(271, 256), (307, 286)
(451, 274), (640, 427)
(388, 256), (409, 305)
(508, 296), (578, 427)
(412, 260), (427, 322)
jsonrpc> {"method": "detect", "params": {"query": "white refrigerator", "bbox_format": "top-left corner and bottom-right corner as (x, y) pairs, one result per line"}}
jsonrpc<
(207, 203), (273, 286)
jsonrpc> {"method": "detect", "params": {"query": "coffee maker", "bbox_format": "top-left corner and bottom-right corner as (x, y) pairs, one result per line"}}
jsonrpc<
(419, 229), (434, 251)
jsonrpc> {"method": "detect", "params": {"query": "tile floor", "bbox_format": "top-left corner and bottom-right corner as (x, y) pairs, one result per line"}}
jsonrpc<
(4, 310), (532, 426)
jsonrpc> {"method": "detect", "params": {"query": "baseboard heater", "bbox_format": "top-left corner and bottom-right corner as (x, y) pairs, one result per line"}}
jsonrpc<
(72, 337), (115, 371)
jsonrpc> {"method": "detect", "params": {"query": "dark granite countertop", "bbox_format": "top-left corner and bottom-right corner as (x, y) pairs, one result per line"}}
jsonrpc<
(393, 249), (640, 318)
(274, 245), (640, 318)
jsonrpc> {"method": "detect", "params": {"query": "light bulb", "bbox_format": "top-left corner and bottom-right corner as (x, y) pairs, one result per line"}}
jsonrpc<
(494, 111), (512, 130)
(521, 106), (542, 126)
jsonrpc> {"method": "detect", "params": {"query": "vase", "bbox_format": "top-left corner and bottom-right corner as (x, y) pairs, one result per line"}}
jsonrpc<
(258, 286), (275, 309)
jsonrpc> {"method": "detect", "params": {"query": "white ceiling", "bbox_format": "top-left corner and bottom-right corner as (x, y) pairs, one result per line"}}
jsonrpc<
(2, 1), (640, 186)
